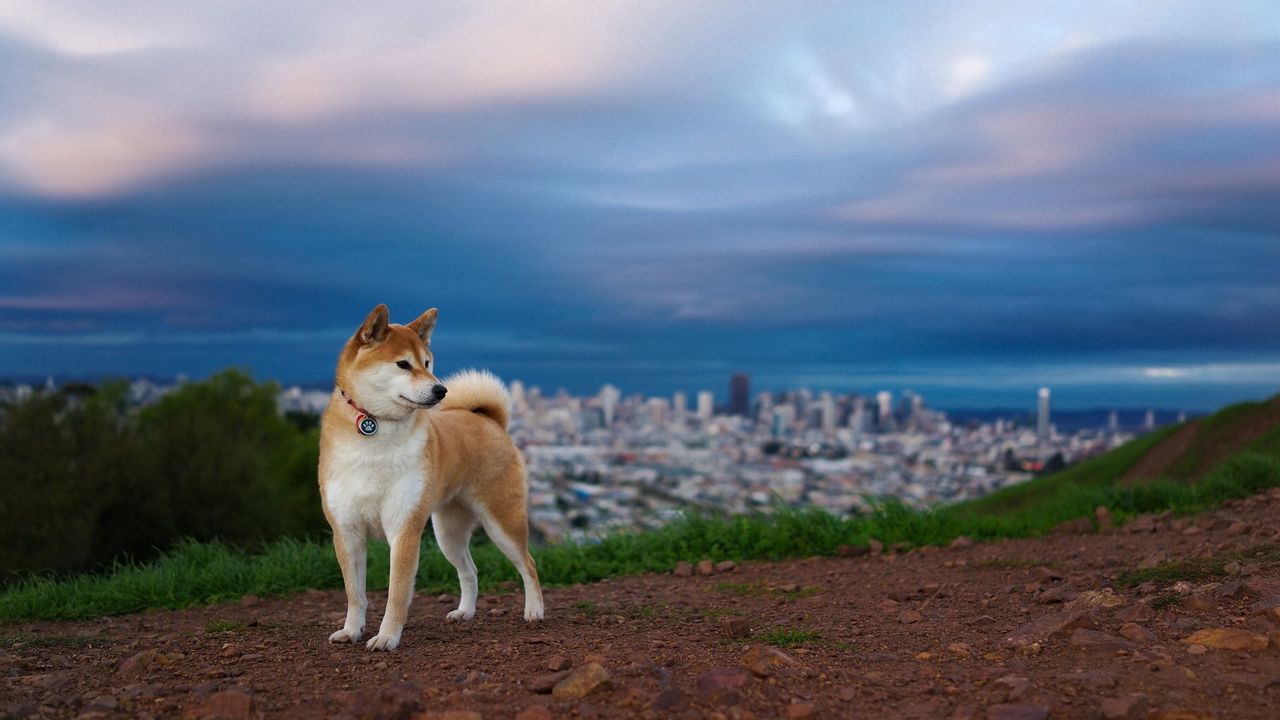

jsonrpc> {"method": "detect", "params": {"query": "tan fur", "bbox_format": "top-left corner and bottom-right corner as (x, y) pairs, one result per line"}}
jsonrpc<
(318, 305), (543, 651)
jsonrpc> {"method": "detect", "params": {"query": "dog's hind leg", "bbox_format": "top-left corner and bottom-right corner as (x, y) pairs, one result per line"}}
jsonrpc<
(432, 501), (479, 622)
(328, 524), (368, 643)
(475, 466), (544, 622)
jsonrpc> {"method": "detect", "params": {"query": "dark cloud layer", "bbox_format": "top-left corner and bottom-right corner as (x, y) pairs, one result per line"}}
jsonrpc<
(1, 3), (1279, 408)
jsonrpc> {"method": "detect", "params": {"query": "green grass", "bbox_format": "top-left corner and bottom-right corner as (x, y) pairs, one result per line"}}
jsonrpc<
(205, 619), (246, 634)
(0, 631), (96, 649)
(3, 396), (1279, 623)
(1115, 543), (1280, 588)
(757, 627), (821, 648)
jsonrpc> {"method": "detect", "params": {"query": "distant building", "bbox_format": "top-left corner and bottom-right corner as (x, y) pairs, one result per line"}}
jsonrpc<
(672, 391), (687, 423)
(729, 373), (750, 416)
(1144, 409), (1155, 431)
(1037, 387), (1051, 444)
(1107, 410), (1119, 433)
(876, 391), (893, 431)
(696, 390), (714, 421)
(599, 384), (620, 427)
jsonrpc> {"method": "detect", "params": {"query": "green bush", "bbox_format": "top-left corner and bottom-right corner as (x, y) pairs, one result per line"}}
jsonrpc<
(0, 371), (324, 582)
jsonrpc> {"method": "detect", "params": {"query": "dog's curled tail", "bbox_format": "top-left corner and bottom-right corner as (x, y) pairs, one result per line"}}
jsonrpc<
(439, 369), (512, 430)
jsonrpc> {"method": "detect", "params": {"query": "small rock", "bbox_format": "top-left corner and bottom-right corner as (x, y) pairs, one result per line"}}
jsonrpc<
(1137, 551), (1167, 569)
(1118, 623), (1157, 643)
(87, 694), (118, 712)
(994, 675), (1030, 701)
(787, 702), (816, 718)
(1181, 593), (1216, 614)
(546, 655), (571, 672)
(899, 610), (924, 624)
(867, 538), (884, 556)
(1186, 644), (1208, 655)
(950, 536), (973, 549)
(986, 703), (1049, 720)
(714, 560), (736, 573)
(1181, 525), (1204, 536)
(1035, 567), (1063, 582)
(741, 644), (799, 677)
(1070, 629), (1134, 652)
(1182, 628), (1269, 652)
(1116, 602), (1153, 623)
(182, 689), (254, 720)
(488, 607), (508, 617)
(1128, 515), (1157, 533)
(1036, 586), (1076, 604)
(836, 544), (868, 558)
(674, 561), (693, 577)
(1003, 606), (1094, 648)
(528, 671), (571, 693)
(239, 595), (260, 607)
(947, 642), (974, 657)
(218, 643), (241, 658)
(119, 649), (160, 675)
(697, 559), (715, 576)
(514, 707), (553, 720)
(1214, 580), (1245, 598)
(878, 598), (900, 611)
(1095, 506), (1113, 530)
(1226, 521), (1252, 536)
(720, 616), (751, 639)
(649, 687), (688, 712)
(696, 666), (753, 695)
(551, 662), (611, 700)
(1100, 694), (1148, 720)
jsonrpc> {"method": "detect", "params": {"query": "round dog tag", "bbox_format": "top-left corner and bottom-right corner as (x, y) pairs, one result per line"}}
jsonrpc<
(355, 414), (378, 436)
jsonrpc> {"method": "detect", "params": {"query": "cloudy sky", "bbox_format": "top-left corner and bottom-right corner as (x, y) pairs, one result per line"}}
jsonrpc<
(1, 1), (1278, 408)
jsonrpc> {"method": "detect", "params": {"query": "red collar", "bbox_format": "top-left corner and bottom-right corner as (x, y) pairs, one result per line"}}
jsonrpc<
(339, 388), (379, 436)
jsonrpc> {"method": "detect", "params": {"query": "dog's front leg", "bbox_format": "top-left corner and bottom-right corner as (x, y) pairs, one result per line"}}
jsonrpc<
(366, 524), (424, 651)
(328, 524), (368, 643)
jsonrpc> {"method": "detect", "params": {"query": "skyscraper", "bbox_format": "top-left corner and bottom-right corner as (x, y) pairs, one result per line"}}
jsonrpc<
(696, 390), (714, 421)
(876, 391), (893, 431)
(598, 384), (619, 427)
(1037, 387), (1051, 444)
(729, 373), (750, 416)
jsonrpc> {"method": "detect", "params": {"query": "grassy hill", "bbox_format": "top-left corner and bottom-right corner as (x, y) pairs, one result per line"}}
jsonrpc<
(2, 394), (1278, 622)
(959, 393), (1280, 519)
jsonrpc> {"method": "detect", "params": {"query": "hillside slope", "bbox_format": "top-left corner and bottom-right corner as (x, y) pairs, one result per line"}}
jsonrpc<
(4, 488), (1279, 719)
(961, 393), (1280, 517)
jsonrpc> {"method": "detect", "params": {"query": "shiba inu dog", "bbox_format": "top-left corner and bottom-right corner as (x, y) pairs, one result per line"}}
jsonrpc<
(318, 304), (543, 651)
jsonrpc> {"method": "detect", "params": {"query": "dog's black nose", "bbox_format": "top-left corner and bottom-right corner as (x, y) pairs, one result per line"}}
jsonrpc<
(432, 384), (447, 399)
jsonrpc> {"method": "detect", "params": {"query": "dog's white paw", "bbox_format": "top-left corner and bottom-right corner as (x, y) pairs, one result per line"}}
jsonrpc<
(329, 627), (363, 643)
(365, 633), (400, 652)
(445, 608), (475, 622)
(524, 603), (545, 623)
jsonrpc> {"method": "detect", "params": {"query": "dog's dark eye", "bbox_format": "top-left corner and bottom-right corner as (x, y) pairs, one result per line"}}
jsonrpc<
(396, 360), (411, 370)
(424, 359), (430, 369)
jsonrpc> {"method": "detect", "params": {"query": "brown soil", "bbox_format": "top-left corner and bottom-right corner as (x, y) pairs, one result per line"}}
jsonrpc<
(5, 492), (1280, 720)
(1122, 421), (1202, 484)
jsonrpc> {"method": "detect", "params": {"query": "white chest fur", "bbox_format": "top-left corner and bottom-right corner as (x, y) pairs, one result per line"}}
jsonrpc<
(322, 421), (430, 541)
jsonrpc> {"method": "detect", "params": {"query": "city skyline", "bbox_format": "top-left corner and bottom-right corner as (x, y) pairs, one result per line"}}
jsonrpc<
(2, 3), (1279, 409)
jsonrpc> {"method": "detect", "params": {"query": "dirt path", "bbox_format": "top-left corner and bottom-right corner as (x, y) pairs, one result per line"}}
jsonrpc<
(5, 491), (1280, 720)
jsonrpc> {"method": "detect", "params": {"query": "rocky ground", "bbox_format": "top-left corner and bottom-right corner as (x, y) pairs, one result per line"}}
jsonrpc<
(4, 489), (1280, 720)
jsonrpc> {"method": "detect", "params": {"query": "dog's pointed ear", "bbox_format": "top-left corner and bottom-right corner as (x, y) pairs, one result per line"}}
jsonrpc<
(408, 308), (438, 344)
(358, 304), (390, 345)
